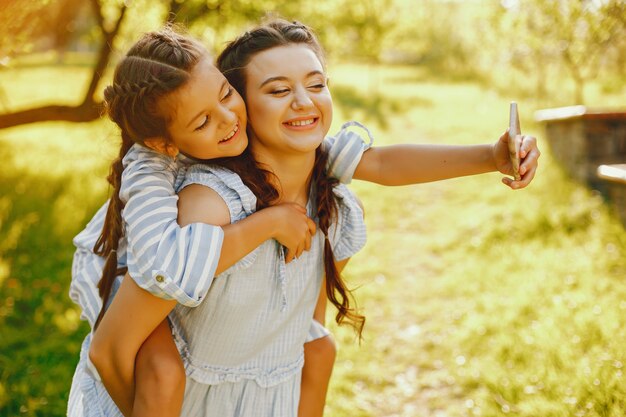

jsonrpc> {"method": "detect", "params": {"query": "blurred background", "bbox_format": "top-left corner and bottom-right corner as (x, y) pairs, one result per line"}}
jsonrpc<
(0, 0), (625, 416)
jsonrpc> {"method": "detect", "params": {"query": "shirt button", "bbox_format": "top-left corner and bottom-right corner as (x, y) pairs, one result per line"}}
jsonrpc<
(155, 275), (165, 283)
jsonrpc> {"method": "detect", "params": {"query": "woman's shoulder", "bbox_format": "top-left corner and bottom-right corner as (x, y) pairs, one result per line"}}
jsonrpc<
(179, 163), (257, 221)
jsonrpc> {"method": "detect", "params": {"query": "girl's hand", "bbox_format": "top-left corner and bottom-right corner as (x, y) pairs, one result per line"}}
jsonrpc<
(493, 130), (541, 190)
(268, 203), (317, 263)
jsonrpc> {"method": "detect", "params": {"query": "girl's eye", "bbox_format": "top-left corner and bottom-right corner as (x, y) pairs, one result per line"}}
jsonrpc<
(309, 83), (325, 90)
(195, 115), (209, 131)
(270, 88), (290, 95)
(221, 87), (234, 101)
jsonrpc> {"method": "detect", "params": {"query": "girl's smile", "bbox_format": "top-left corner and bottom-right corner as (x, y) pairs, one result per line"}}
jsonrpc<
(218, 122), (242, 145)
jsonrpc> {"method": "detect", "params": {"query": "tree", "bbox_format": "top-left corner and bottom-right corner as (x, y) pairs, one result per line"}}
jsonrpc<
(0, 0), (127, 129)
(492, 0), (626, 104)
(327, 0), (397, 63)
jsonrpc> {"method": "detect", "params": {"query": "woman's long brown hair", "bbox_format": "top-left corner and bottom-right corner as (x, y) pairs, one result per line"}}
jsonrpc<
(216, 19), (365, 338)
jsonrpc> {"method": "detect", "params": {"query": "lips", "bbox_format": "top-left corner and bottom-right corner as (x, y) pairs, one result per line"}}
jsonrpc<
(219, 123), (239, 143)
(283, 117), (319, 129)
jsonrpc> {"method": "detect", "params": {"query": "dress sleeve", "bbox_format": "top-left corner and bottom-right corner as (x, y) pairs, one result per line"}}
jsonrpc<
(180, 164), (261, 273)
(69, 248), (105, 328)
(120, 145), (225, 307)
(327, 184), (367, 261)
(69, 202), (109, 327)
(323, 121), (375, 184)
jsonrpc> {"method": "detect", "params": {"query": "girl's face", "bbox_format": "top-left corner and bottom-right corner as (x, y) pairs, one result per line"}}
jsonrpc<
(244, 44), (332, 157)
(160, 56), (248, 160)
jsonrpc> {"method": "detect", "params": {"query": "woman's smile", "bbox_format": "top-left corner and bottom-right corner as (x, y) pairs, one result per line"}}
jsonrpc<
(282, 116), (320, 130)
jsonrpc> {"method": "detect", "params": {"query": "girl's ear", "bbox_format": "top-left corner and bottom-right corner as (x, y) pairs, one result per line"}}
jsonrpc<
(144, 137), (179, 158)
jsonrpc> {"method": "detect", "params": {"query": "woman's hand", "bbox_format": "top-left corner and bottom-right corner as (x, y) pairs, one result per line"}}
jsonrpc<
(268, 203), (317, 263)
(493, 130), (541, 189)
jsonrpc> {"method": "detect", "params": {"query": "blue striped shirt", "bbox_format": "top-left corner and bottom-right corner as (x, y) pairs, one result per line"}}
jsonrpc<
(69, 122), (374, 327)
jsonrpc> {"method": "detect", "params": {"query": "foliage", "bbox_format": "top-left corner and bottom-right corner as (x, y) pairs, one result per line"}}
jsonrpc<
(486, 0), (626, 104)
(0, 0), (96, 59)
(382, 0), (483, 79)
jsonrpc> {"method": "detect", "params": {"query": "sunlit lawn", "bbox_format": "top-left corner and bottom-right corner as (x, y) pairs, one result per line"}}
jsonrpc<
(0, 64), (625, 417)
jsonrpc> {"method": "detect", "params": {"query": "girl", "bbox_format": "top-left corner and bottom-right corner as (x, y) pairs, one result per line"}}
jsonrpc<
(72, 19), (540, 417)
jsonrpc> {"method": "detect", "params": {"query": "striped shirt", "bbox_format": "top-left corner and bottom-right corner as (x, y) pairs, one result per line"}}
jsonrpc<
(69, 122), (374, 327)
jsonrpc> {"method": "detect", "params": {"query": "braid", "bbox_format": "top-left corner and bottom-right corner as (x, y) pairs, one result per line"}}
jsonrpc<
(313, 148), (365, 339)
(93, 131), (132, 329)
(92, 27), (206, 328)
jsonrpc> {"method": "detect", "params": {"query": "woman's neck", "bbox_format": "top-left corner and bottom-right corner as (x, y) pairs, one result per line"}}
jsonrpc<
(251, 144), (315, 206)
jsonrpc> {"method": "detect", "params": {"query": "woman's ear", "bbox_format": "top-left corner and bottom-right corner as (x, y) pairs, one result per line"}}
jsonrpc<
(144, 137), (179, 158)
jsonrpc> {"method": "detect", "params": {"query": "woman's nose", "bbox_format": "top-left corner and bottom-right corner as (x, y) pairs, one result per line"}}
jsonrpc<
(291, 87), (313, 110)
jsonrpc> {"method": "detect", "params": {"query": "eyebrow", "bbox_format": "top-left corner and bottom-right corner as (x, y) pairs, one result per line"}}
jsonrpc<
(259, 71), (324, 88)
(186, 80), (228, 128)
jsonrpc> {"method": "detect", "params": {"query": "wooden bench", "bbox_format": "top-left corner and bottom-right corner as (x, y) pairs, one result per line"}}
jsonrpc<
(597, 164), (626, 227)
(535, 106), (626, 189)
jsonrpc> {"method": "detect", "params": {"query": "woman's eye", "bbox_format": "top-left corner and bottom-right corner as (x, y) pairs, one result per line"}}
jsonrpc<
(221, 87), (234, 101)
(270, 88), (290, 95)
(194, 116), (209, 131)
(309, 83), (325, 90)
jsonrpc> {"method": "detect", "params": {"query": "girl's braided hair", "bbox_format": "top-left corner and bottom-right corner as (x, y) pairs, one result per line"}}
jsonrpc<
(93, 27), (206, 328)
(216, 19), (365, 338)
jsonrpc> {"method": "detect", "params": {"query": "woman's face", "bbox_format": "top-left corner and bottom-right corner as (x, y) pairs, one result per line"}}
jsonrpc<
(244, 44), (332, 157)
(162, 56), (248, 160)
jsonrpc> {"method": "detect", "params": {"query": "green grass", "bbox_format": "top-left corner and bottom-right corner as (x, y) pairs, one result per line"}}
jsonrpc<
(324, 65), (626, 417)
(1, 64), (625, 417)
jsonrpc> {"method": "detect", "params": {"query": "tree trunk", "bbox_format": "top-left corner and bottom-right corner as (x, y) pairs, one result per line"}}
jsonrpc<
(0, 103), (103, 128)
(562, 49), (585, 105)
(0, 0), (127, 130)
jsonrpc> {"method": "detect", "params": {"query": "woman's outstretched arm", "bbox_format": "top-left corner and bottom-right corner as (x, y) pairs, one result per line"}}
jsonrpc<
(353, 132), (540, 189)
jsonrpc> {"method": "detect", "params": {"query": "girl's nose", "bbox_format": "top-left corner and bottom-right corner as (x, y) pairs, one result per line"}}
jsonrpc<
(217, 105), (237, 127)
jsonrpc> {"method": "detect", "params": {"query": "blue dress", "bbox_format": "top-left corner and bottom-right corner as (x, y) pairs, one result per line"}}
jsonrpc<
(70, 164), (367, 417)
(178, 165), (366, 415)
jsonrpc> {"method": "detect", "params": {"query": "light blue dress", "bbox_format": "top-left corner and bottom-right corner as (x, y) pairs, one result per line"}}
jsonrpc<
(70, 163), (367, 417)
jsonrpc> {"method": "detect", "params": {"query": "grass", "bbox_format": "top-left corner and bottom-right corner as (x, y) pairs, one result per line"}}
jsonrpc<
(0, 63), (625, 417)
